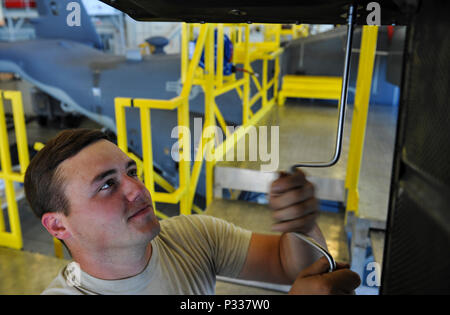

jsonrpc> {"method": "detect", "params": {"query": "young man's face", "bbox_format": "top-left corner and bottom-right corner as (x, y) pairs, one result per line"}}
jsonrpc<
(56, 139), (160, 253)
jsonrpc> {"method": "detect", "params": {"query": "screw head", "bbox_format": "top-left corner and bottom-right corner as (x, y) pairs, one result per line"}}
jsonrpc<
(229, 9), (247, 16)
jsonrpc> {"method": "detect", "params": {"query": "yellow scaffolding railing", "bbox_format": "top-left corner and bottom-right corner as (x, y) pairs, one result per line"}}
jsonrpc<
(0, 90), (28, 250)
(185, 23), (282, 207)
(115, 23), (284, 217)
(345, 26), (379, 218)
(0, 91), (65, 257)
(0, 91), (64, 257)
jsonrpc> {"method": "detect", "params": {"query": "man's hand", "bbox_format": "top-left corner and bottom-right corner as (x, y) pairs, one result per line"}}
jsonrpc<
(269, 169), (318, 234)
(289, 257), (361, 295)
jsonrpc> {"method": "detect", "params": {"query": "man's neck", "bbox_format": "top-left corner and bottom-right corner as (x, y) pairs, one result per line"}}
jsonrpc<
(71, 242), (153, 280)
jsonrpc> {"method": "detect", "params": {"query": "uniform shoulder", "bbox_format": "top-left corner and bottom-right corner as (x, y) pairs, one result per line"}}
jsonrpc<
(41, 265), (83, 295)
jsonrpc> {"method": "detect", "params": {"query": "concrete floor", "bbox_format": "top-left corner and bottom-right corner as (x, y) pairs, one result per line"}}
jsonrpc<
(0, 79), (398, 294)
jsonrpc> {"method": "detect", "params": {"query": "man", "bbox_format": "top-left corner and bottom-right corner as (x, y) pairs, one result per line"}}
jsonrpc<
(24, 128), (360, 295)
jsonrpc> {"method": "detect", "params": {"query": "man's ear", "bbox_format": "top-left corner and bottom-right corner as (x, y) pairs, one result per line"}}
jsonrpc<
(41, 212), (70, 240)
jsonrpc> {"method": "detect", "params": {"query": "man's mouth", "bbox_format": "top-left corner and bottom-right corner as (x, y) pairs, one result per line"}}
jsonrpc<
(127, 204), (152, 221)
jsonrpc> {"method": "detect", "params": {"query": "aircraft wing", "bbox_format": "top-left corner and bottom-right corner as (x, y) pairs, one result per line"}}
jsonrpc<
(0, 39), (120, 129)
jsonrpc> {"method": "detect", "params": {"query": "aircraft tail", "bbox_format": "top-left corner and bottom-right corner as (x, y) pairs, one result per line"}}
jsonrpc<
(33, 0), (103, 49)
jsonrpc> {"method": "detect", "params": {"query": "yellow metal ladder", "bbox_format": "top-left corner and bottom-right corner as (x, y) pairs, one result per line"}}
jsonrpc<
(0, 90), (28, 250)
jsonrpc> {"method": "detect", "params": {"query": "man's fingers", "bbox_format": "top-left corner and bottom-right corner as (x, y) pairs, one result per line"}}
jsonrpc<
(272, 211), (318, 233)
(272, 198), (319, 222)
(269, 171), (318, 234)
(296, 256), (331, 278)
(270, 182), (315, 210)
(336, 262), (351, 270)
(322, 269), (361, 294)
(270, 170), (307, 194)
(290, 258), (361, 295)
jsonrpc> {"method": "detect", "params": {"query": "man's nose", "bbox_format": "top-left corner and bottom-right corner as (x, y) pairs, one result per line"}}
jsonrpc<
(122, 175), (147, 202)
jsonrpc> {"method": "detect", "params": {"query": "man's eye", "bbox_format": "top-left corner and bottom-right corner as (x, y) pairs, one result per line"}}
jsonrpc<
(128, 168), (138, 177)
(100, 179), (116, 191)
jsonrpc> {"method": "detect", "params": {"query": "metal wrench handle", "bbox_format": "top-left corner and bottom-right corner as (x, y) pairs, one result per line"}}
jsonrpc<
(291, 4), (355, 170)
(293, 232), (337, 272)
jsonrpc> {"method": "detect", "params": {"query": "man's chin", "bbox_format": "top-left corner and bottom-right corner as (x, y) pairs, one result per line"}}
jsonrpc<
(132, 215), (160, 241)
